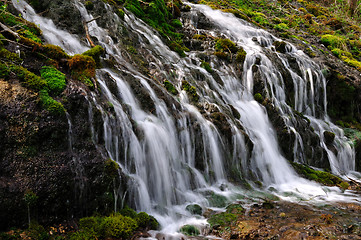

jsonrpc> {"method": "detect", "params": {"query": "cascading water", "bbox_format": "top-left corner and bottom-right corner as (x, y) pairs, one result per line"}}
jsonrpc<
(12, 0), (360, 236)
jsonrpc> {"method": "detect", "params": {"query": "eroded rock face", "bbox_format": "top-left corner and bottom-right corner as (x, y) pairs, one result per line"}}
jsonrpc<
(0, 78), (116, 229)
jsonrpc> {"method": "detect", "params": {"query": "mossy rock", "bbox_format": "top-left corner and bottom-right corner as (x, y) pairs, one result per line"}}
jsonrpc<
(83, 45), (105, 67)
(40, 66), (66, 96)
(208, 212), (237, 227)
(273, 41), (287, 53)
(186, 204), (202, 215)
(182, 80), (199, 102)
(201, 61), (212, 73)
(323, 131), (335, 145)
(180, 225), (200, 236)
(254, 93), (264, 103)
(100, 214), (138, 239)
(164, 80), (178, 95)
(236, 47), (247, 64)
(215, 38), (238, 53)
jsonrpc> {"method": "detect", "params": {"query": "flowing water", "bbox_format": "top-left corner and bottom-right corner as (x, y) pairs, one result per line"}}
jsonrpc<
(12, 0), (361, 236)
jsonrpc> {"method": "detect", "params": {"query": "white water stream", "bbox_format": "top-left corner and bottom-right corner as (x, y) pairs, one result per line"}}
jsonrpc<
(12, 0), (360, 236)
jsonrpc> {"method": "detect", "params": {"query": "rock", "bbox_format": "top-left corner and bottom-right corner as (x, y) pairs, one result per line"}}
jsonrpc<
(186, 204), (203, 215)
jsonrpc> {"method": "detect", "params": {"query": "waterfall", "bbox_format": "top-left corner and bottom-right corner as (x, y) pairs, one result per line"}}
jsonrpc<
(12, 0), (360, 234)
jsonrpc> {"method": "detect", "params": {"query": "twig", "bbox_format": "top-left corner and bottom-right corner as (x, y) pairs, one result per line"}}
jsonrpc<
(0, 21), (20, 39)
(83, 21), (96, 47)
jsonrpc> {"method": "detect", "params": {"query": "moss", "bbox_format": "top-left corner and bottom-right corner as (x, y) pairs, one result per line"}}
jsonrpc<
(0, 62), (10, 79)
(207, 192), (227, 208)
(201, 61), (212, 73)
(170, 19), (182, 28)
(40, 66), (66, 96)
(18, 29), (41, 43)
(182, 80), (199, 102)
(274, 23), (289, 31)
(192, 34), (206, 40)
(85, 1), (95, 10)
(186, 204), (202, 215)
(0, 47), (22, 64)
(164, 80), (178, 95)
(215, 38), (238, 53)
(68, 54), (96, 88)
(226, 204), (244, 214)
(117, 8), (125, 19)
(100, 214), (138, 239)
(291, 162), (348, 187)
(169, 41), (188, 57)
(10, 65), (47, 91)
(273, 41), (287, 53)
(39, 90), (65, 115)
(82, 45), (105, 67)
(104, 158), (119, 179)
(305, 47), (316, 58)
(134, 212), (158, 230)
(341, 56), (361, 71)
(43, 44), (70, 60)
(320, 34), (346, 49)
(254, 93), (264, 103)
(180, 225), (200, 236)
(236, 47), (247, 64)
(214, 51), (229, 61)
(208, 212), (237, 227)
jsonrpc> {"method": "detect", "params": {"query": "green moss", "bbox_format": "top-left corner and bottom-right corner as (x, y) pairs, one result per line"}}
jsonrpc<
(180, 225), (200, 236)
(0, 62), (10, 79)
(254, 93), (264, 103)
(186, 204), (202, 215)
(119, 205), (137, 218)
(291, 162), (349, 187)
(214, 51), (229, 61)
(39, 90), (65, 115)
(170, 19), (182, 28)
(134, 212), (158, 230)
(82, 45), (105, 67)
(201, 61), (212, 73)
(208, 212), (237, 227)
(0, 47), (22, 64)
(236, 47), (247, 63)
(100, 214), (138, 239)
(43, 44), (70, 60)
(18, 29), (41, 43)
(104, 158), (119, 179)
(274, 23), (289, 31)
(182, 80), (199, 102)
(40, 66), (66, 96)
(164, 80), (178, 95)
(226, 204), (244, 214)
(117, 8), (125, 19)
(169, 41), (188, 57)
(10, 65), (47, 91)
(320, 34), (346, 49)
(68, 54), (96, 88)
(215, 38), (238, 53)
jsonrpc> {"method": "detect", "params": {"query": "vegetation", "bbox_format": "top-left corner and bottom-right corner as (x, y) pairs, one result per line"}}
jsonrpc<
(182, 80), (199, 102)
(164, 80), (178, 95)
(180, 225), (200, 236)
(292, 162), (349, 189)
(40, 66), (66, 96)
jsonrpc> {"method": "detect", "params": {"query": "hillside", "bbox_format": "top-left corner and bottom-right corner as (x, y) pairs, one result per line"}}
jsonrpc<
(0, 0), (361, 239)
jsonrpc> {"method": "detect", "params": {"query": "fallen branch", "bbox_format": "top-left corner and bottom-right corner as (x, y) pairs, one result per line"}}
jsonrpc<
(83, 21), (95, 48)
(85, 16), (101, 24)
(0, 22), (20, 39)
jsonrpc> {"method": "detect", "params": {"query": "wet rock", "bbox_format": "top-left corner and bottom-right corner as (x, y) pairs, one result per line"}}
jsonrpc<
(186, 204), (203, 215)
